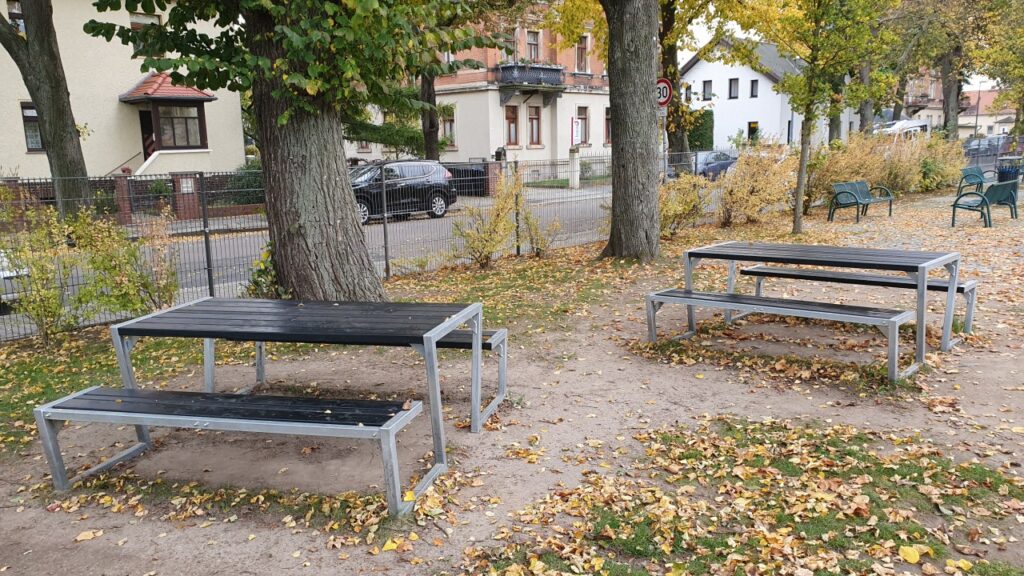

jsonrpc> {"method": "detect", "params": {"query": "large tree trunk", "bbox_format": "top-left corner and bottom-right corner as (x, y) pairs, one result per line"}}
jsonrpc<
(660, 0), (687, 155)
(0, 0), (89, 214)
(858, 64), (874, 132)
(891, 75), (907, 121)
(939, 50), (962, 141)
(793, 109), (815, 234)
(246, 10), (385, 301)
(828, 113), (842, 144)
(420, 74), (440, 160)
(599, 0), (660, 261)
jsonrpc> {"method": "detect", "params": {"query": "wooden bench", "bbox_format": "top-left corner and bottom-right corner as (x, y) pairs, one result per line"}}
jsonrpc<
(34, 387), (429, 517)
(646, 289), (915, 381)
(828, 181), (895, 222)
(740, 265), (977, 336)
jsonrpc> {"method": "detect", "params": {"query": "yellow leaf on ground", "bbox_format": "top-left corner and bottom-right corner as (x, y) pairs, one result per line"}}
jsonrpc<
(74, 530), (102, 543)
(382, 539), (398, 552)
(403, 490), (416, 502)
(899, 545), (920, 564)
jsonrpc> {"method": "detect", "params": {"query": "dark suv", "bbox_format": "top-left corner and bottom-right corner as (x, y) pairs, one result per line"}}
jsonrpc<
(349, 160), (457, 225)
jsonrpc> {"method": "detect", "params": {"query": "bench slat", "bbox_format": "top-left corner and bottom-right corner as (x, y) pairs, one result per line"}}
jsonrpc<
(52, 388), (405, 427)
(652, 289), (908, 320)
(436, 329), (504, 350)
(741, 266), (973, 293)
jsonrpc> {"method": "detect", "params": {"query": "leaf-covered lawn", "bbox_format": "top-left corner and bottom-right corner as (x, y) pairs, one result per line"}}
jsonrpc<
(464, 418), (1024, 576)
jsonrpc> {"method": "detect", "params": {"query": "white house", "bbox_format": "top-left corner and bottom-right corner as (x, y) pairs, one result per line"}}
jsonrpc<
(679, 41), (859, 149)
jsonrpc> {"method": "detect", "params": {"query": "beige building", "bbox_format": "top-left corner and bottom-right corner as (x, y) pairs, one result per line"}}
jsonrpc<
(1, 1), (245, 178)
(958, 89), (1015, 139)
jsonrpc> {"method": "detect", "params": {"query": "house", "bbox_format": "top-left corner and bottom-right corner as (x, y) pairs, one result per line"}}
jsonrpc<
(679, 41), (859, 150)
(348, 16), (612, 165)
(903, 70), (945, 128)
(958, 89), (1015, 139)
(0, 1), (245, 178)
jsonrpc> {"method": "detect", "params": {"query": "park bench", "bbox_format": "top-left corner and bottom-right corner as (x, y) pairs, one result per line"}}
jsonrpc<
(828, 181), (895, 222)
(646, 289), (915, 381)
(951, 179), (1018, 228)
(34, 386), (426, 516)
(958, 166), (999, 195)
(740, 265), (977, 336)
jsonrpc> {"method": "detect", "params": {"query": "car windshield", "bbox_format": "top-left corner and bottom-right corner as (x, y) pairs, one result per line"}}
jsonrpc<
(350, 166), (379, 183)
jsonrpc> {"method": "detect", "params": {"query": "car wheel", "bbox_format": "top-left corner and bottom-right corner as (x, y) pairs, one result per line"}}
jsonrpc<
(428, 193), (448, 218)
(356, 199), (370, 225)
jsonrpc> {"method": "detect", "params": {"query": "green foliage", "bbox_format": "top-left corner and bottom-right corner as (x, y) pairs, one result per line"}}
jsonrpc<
(245, 243), (291, 299)
(147, 179), (173, 204)
(220, 158), (265, 206)
(659, 173), (707, 238)
(452, 169), (520, 268)
(686, 109), (713, 151)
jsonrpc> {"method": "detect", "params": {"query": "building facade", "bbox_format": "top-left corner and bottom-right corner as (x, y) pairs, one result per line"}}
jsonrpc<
(679, 42), (859, 149)
(348, 21), (612, 164)
(1, 1), (245, 178)
(958, 89), (1015, 139)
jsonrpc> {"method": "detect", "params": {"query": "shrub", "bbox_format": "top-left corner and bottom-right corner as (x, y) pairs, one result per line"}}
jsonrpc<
(452, 168), (519, 268)
(717, 142), (797, 227)
(245, 242), (290, 299)
(687, 109), (713, 151)
(518, 189), (561, 258)
(659, 172), (708, 238)
(220, 158), (265, 206)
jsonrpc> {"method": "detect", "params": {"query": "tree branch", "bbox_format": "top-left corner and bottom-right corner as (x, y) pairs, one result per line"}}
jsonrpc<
(0, 11), (29, 67)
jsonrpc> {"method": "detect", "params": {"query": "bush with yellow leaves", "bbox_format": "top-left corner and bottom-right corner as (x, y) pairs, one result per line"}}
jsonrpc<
(717, 142), (798, 227)
(453, 168), (519, 268)
(659, 172), (708, 238)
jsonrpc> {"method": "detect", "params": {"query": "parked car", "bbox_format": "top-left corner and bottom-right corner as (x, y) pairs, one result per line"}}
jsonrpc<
(349, 160), (458, 225)
(696, 151), (738, 176)
(442, 162), (489, 197)
(1, 249), (27, 308)
(703, 156), (738, 180)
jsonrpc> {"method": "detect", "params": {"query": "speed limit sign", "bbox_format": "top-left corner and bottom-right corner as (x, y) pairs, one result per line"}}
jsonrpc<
(656, 78), (673, 106)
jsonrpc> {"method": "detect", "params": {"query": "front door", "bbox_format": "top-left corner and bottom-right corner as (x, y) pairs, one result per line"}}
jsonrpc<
(139, 110), (156, 159)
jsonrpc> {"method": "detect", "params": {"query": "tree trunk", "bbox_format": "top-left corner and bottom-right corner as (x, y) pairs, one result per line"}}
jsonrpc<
(828, 113), (842, 144)
(246, 10), (385, 301)
(660, 0), (687, 155)
(891, 75), (907, 121)
(858, 65), (874, 132)
(939, 50), (962, 141)
(0, 0), (89, 214)
(599, 0), (660, 261)
(420, 74), (440, 160)
(793, 110), (815, 234)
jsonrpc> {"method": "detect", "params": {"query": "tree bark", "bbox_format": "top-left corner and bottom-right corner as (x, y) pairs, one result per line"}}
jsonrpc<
(599, 0), (660, 261)
(420, 74), (440, 160)
(660, 0), (687, 155)
(793, 109), (815, 234)
(828, 113), (842, 144)
(858, 64), (874, 132)
(939, 49), (962, 141)
(246, 10), (385, 301)
(0, 0), (89, 214)
(891, 75), (907, 121)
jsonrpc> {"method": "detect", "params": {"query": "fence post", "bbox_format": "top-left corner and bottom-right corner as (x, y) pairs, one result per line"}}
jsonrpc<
(513, 160), (521, 257)
(381, 172), (391, 279)
(199, 172), (215, 297)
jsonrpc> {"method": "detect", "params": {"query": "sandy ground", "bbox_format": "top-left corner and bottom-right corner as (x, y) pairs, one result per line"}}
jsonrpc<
(1, 194), (1022, 575)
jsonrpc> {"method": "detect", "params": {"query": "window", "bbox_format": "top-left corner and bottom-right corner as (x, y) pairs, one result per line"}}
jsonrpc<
(357, 141), (371, 152)
(442, 113), (455, 146)
(787, 120), (793, 144)
(684, 83), (692, 102)
(605, 107), (611, 144)
(528, 106), (541, 145)
(576, 106), (589, 144)
(728, 78), (739, 99)
(7, 1), (24, 34)
(702, 80), (712, 101)
(750, 79), (759, 98)
(505, 105), (519, 146)
(527, 31), (540, 62)
(987, 125), (994, 134)
(747, 121), (759, 142)
(129, 12), (161, 56)
(575, 36), (588, 73)
(21, 103), (42, 151)
(156, 104), (205, 148)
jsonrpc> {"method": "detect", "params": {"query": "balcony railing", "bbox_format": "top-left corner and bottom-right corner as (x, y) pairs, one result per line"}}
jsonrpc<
(498, 63), (565, 86)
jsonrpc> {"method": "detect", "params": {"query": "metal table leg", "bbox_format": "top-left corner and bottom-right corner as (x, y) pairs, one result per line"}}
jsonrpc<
(110, 326), (151, 446)
(683, 252), (697, 336)
(915, 265), (928, 365)
(411, 339), (448, 468)
(940, 259), (960, 351)
(203, 338), (216, 393)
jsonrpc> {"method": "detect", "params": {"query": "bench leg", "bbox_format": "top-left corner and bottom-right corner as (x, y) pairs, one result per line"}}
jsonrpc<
(255, 341), (266, 386)
(110, 328), (151, 446)
(645, 297), (662, 342)
(887, 323), (899, 383)
(951, 207), (957, 228)
(964, 287), (977, 334)
(474, 331), (508, 434)
(34, 410), (69, 491)
(724, 261), (737, 324)
(940, 260), (960, 352)
(754, 276), (764, 297)
(409, 343), (448, 468)
(379, 428), (408, 517)
(203, 338), (216, 393)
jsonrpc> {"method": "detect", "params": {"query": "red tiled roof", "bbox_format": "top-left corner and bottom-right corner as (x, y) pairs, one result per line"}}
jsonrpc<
(119, 72), (217, 103)
(962, 89), (1013, 117)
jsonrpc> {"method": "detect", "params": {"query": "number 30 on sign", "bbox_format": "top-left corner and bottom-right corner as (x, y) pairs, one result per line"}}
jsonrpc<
(656, 78), (673, 106)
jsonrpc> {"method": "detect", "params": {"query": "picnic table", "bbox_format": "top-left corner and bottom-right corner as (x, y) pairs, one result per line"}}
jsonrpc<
(677, 242), (961, 374)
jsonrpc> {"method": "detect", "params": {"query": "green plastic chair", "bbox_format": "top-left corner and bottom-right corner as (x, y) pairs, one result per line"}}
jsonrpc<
(952, 179), (1018, 227)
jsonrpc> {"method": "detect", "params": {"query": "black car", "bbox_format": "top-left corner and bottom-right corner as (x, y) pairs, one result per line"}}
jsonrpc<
(349, 160), (458, 225)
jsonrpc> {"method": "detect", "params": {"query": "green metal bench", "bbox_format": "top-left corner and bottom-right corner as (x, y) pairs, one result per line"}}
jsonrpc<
(957, 166), (999, 195)
(828, 181), (894, 222)
(952, 179), (1018, 227)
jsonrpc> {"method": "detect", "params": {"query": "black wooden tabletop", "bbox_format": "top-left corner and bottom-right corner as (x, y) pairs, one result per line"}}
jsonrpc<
(688, 242), (956, 272)
(117, 298), (474, 346)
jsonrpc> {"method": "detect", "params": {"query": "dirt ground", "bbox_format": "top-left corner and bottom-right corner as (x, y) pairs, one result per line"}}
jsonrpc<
(1, 193), (1022, 575)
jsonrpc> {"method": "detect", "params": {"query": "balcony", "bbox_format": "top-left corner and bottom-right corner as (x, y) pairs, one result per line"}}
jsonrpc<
(497, 63), (565, 86)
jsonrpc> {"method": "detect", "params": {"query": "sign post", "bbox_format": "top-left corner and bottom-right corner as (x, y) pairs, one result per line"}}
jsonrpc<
(656, 78), (673, 180)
